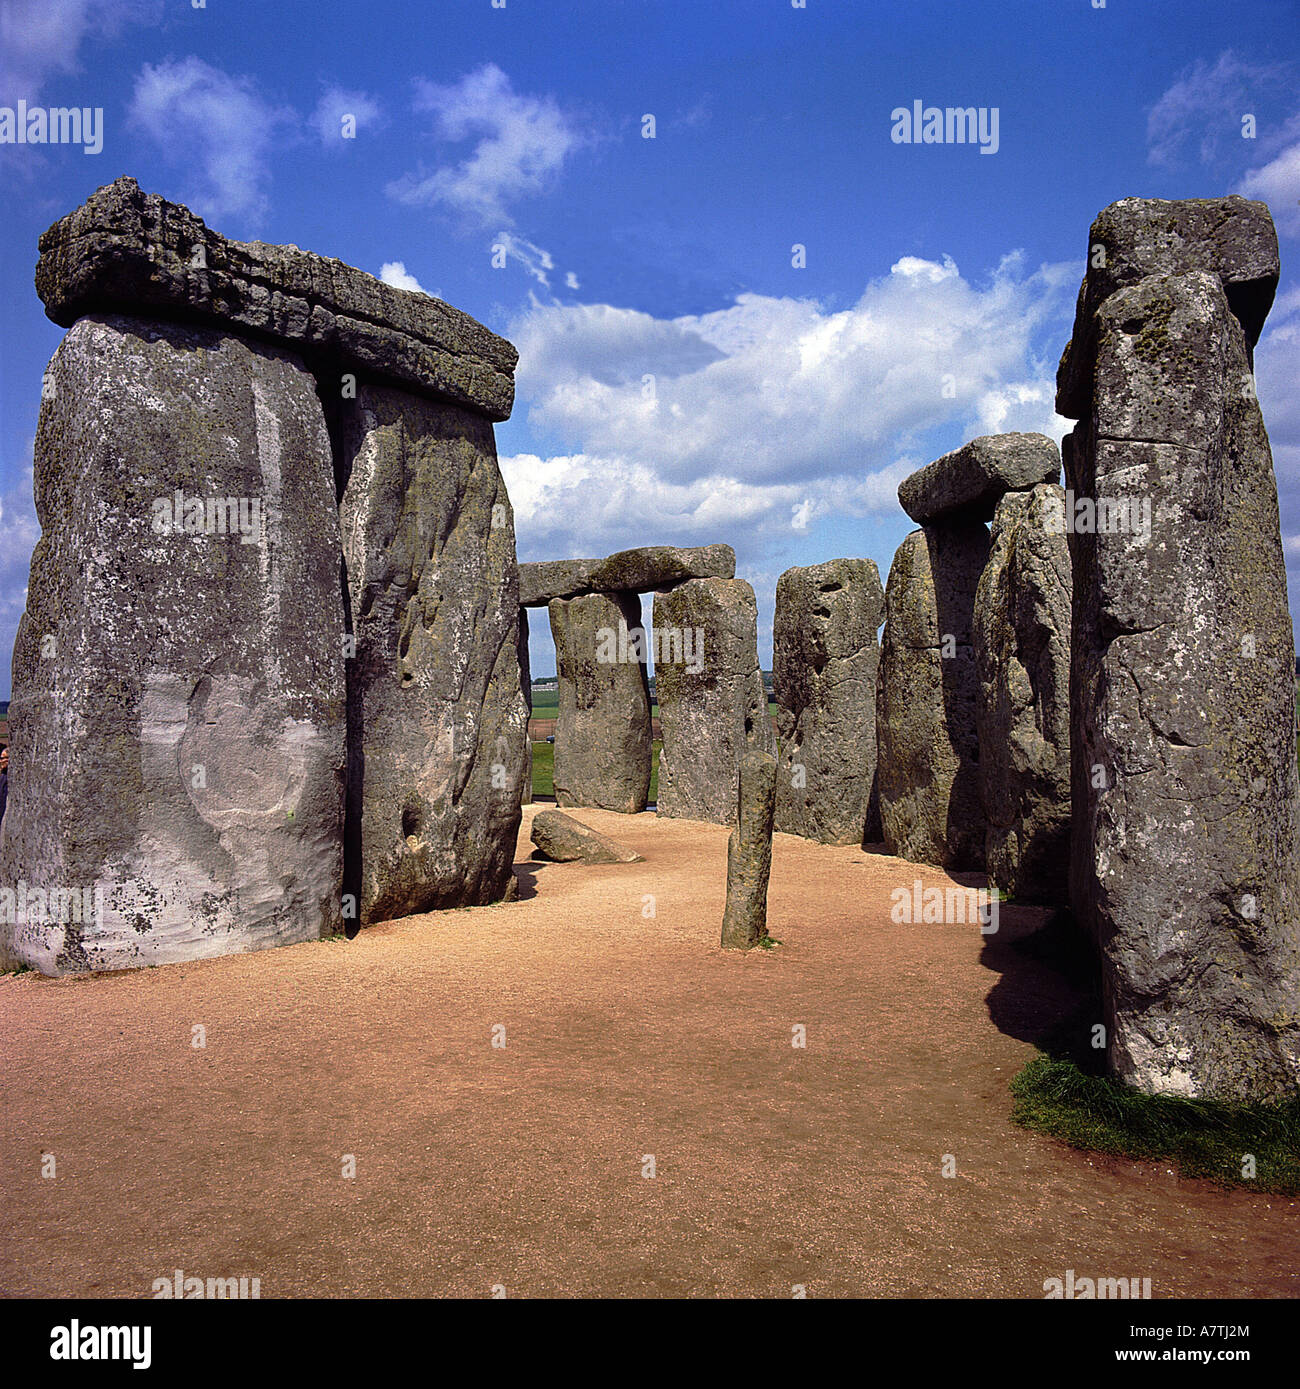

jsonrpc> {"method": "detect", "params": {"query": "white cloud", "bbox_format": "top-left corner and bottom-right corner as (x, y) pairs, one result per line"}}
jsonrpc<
(309, 85), (383, 146)
(0, 450), (40, 701)
(387, 64), (582, 226)
(505, 252), (1075, 560)
(1146, 51), (1282, 167)
(0, 0), (158, 97)
(379, 261), (429, 295)
(1238, 124), (1300, 236)
(565, 271), (580, 291)
(494, 232), (557, 288)
(127, 56), (295, 225)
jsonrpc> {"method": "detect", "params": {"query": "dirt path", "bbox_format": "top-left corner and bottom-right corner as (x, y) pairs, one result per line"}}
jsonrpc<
(2, 805), (1296, 1298)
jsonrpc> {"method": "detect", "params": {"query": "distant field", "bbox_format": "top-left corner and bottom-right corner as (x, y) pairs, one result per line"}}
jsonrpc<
(531, 740), (661, 802)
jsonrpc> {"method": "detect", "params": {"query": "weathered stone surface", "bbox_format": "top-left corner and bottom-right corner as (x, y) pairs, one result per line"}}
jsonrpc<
(1057, 195), (1279, 419)
(773, 558), (884, 845)
(518, 608), (533, 807)
(654, 577), (775, 824)
(0, 315), (346, 973)
(549, 591), (652, 814)
(519, 544), (735, 607)
(876, 525), (988, 870)
(530, 810), (643, 864)
(974, 484), (1071, 902)
(898, 433), (1061, 525)
(338, 383), (528, 925)
(1064, 256), (1300, 1102)
(721, 750), (777, 950)
(36, 177), (517, 420)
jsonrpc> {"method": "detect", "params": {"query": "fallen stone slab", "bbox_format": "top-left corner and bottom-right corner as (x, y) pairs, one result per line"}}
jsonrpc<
(35, 177), (517, 420)
(519, 544), (734, 606)
(773, 558), (884, 845)
(530, 810), (644, 864)
(721, 749), (777, 950)
(898, 433), (1060, 525)
(1056, 195), (1279, 419)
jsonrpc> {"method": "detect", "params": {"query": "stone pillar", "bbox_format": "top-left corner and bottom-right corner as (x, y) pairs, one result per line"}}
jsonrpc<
(974, 483), (1072, 903)
(876, 524), (989, 870)
(721, 750), (777, 950)
(654, 577), (774, 824)
(518, 607), (532, 806)
(773, 558), (884, 845)
(0, 315), (346, 972)
(337, 384), (528, 924)
(548, 590), (652, 814)
(1059, 196), (1299, 1101)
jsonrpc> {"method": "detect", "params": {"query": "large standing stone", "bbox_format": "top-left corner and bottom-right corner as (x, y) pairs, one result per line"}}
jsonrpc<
(773, 558), (884, 845)
(518, 607), (533, 807)
(0, 315), (346, 973)
(548, 591), (652, 814)
(721, 750), (777, 950)
(974, 483), (1072, 902)
(1062, 196), (1299, 1102)
(877, 525), (989, 870)
(337, 384), (528, 925)
(898, 433), (1060, 525)
(654, 577), (775, 824)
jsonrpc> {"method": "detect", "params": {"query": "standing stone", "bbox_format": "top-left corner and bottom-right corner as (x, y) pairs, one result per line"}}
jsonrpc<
(898, 432), (1060, 524)
(518, 607), (533, 806)
(1061, 195), (1299, 1102)
(0, 315), (346, 973)
(654, 577), (775, 824)
(877, 525), (989, 870)
(548, 591), (652, 814)
(337, 383), (528, 926)
(974, 484), (1072, 902)
(773, 558), (884, 845)
(721, 750), (778, 950)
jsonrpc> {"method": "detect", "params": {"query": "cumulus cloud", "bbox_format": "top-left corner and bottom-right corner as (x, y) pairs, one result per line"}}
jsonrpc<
(387, 64), (581, 226)
(1237, 115), (1300, 236)
(1255, 287), (1300, 604)
(309, 85), (383, 146)
(127, 56), (295, 225)
(0, 0), (158, 96)
(505, 251), (1076, 561)
(379, 261), (429, 294)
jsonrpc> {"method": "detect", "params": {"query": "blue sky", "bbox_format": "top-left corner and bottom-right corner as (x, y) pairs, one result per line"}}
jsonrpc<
(2, 0), (1299, 692)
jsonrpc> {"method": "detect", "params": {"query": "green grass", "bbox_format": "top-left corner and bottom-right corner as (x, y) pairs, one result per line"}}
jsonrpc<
(1010, 1054), (1300, 1194)
(530, 740), (661, 802)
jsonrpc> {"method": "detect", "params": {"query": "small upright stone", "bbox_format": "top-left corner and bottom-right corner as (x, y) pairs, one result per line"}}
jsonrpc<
(974, 483), (1072, 902)
(876, 524), (989, 870)
(898, 433), (1060, 525)
(721, 750), (778, 950)
(654, 577), (775, 824)
(773, 558), (884, 845)
(549, 591), (652, 814)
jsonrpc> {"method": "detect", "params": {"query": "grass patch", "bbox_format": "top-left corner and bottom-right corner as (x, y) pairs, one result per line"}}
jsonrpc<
(1010, 1054), (1300, 1194)
(530, 740), (661, 802)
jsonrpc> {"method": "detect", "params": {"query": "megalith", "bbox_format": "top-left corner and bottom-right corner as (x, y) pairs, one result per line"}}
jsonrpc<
(876, 524), (989, 870)
(518, 607), (533, 807)
(0, 315), (346, 972)
(1059, 195), (1300, 1101)
(2, 177), (529, 972)
(721, 749), (778, 950)
(337, 384), (528, 924)
(773, 558), (884, 845)
(654, 577), (775, 824)
(548, 590), (652, 814)
(974, 483), (1072, 903)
